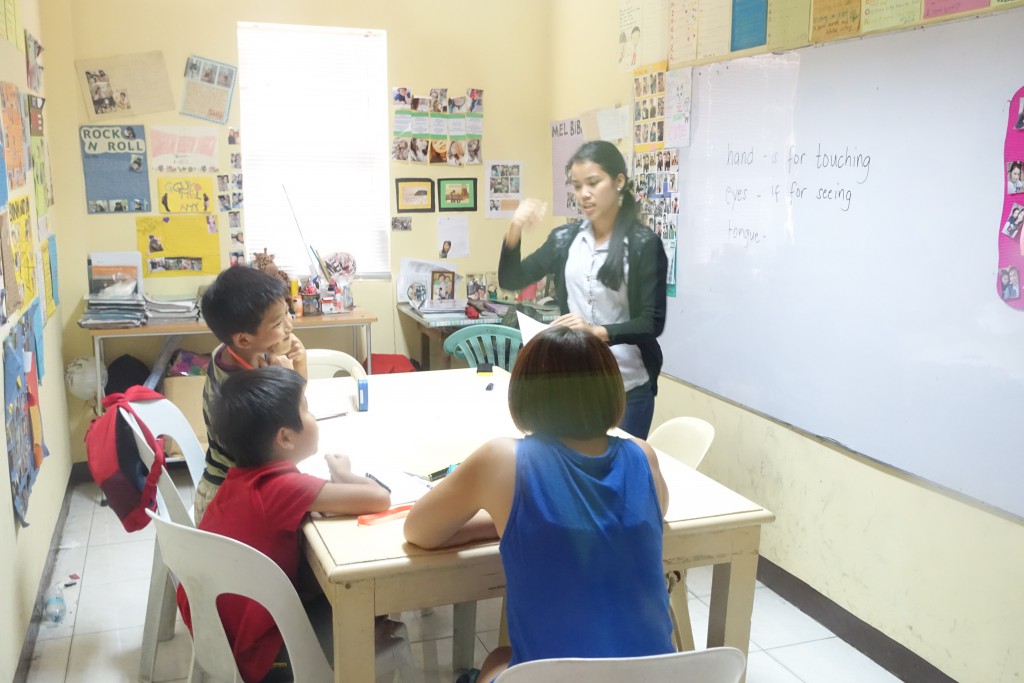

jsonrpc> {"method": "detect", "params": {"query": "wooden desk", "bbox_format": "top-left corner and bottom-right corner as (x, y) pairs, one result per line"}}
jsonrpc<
(397, 302), (555, 370)
(301, 369), (774, 683)
(86, 307), (377, 406)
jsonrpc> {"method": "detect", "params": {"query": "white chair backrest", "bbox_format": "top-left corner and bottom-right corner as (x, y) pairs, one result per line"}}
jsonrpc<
(128, 398), (207, 487)
(493, 647), (746, 683)
(306, 348), (368, 380)
(647, 416), (716, 470)
(119, 408), (195, 528)
(146, 510), (334, 683)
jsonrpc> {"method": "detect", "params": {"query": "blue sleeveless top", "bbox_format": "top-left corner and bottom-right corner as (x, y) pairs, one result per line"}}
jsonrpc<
(500, 435), (674, 666)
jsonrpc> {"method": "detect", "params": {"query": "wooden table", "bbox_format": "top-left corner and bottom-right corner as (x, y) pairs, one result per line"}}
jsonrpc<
(86, 307), (376, 406)
(300, 369), (774, 683)
(397, 302), (555, 370)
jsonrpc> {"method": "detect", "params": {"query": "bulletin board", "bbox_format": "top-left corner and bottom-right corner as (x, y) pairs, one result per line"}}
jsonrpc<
(666, 10), (1024, 518)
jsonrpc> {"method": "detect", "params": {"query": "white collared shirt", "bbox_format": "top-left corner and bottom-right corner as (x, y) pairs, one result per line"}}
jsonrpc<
(564, 221), (648, 391)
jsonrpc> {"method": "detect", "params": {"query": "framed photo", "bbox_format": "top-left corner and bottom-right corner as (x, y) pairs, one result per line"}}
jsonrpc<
(395, 178), (435, 213)
(431, 270), (455, 300)
(437, 177), (477, 212)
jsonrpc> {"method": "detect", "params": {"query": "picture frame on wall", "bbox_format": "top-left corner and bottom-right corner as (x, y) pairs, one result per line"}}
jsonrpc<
(437, 177), (477, 212)
(395, 177), (435, 213)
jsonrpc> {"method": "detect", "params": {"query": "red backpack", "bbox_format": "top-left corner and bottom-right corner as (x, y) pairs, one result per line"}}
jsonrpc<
(85, 386), (166, 532)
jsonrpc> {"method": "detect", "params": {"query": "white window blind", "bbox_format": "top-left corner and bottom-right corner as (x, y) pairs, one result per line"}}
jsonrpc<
(237, 22), (390, 279)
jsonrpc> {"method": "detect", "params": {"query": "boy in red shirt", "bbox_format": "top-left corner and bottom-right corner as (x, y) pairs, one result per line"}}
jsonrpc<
(177, 366), (391, 682)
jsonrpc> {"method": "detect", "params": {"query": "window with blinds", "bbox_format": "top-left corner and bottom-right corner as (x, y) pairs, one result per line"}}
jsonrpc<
(237, 22), (390, 280)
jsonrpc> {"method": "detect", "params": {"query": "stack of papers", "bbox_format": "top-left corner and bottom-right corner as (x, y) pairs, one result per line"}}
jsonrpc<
(77, 293), (147, 329)
(418, 298), (467, 314)
(144, 294), (200, 325)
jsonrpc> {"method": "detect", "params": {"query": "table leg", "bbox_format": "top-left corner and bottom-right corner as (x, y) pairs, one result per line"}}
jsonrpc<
(365, 324), (373, 373)
(93, 337), (104, 408)
(452, 601), (478, 672)
(330, 580), (376, 683)
(420, 331), (431, 371)
(707, 554), (759, 682)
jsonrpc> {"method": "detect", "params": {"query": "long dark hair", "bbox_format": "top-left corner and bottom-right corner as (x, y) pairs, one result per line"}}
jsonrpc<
(566, 141), (637, 291)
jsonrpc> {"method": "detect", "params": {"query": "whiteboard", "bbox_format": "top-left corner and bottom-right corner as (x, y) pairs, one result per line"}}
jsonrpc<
(667, 10), (1024, 518)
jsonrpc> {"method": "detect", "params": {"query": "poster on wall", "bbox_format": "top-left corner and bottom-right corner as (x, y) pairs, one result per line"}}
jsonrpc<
(181, 55), (236, 125)
(136, 214), (220, 277)
(8, 194), (36, 306)
(0, 211), (19, 317)
(156, 175), (215, 213)
(486, 160), (524, 219)
(632, 63), (667, 154)
(4, 308), (46, 528)
(149, 125), (220, 173)
(0, 81), (27, 190)
(24, 31), (43, 92)
(80, 124), (150, 213)
(550, 117), (585, 217)
(75, 51), (175, 121)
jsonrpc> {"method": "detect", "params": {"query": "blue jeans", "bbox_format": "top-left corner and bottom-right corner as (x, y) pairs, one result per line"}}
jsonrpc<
(620, 381), (655, 439)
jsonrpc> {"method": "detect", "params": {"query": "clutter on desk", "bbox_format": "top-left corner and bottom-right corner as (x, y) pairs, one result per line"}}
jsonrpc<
(397, 257), (462, 305)
(143, 293), (200, 325)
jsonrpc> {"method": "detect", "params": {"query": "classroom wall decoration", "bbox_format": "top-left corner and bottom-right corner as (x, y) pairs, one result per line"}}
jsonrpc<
(148, 125), (220, 173)
(0, 212), (19, 318)
(75, 51), (175, 121)
(998, 87), (1024, 308)
(156, 175), (214, 214)
(392, 86), (482, 166)
(4, 303), (46, 527)
(395, 177), (435, 213)
(8, 194), (36, 307)
(550, 116), (584, 217)
(666, 13), (1024, 519)
(79, 124), (150, 213)
(136, 214), (220, 277)
(24, 31), (43, 92)
(0, 81), (27, 190)
(181, 55), (236, 125)
(28, 95), (53, 216)
(485, 160), (523, 219)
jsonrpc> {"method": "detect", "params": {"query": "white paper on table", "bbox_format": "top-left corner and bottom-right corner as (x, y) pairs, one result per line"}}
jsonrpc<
(517, 311), (549, 346)
(298, 453), (433, 505)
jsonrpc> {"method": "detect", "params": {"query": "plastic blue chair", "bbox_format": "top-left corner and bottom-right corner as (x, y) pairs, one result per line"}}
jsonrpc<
(443, 324), (523, 371)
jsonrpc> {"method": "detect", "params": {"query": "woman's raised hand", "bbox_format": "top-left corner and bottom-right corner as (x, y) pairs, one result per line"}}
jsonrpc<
(506, 198), (548, 248)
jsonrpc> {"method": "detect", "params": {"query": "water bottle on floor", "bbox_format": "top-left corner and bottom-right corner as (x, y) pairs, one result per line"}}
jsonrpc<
(43, 584), (66, 627)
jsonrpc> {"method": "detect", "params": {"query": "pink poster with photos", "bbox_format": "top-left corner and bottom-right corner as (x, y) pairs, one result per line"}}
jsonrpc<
(998, 86), (1024, 310)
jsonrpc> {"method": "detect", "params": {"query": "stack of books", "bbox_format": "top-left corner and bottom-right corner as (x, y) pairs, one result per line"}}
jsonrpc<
(144, 294), (200, 325)
(78, 292), (147, 329)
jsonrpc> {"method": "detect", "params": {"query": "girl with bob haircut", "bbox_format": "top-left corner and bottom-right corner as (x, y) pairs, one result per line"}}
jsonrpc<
(404, 326), (673, 682)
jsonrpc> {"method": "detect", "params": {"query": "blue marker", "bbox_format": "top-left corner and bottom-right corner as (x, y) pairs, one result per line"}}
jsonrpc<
(357, 378), (368, 411)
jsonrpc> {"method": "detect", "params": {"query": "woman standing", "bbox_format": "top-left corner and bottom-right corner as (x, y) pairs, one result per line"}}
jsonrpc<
(498, 140), (667, 438)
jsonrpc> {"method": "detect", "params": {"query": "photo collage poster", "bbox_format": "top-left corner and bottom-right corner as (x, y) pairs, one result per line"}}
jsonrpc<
(485, 160), (524, 219)
(391, 86), (483, 167)
(181, 54), (236, 125)
(998, 85), (1024, 309)
(136, 214), (220, 277)
(79, 124), (150, 213)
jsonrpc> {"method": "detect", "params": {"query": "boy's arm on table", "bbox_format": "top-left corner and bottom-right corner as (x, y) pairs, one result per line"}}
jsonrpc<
(404, 439), (514, 549)
(309, 453), (391, 514)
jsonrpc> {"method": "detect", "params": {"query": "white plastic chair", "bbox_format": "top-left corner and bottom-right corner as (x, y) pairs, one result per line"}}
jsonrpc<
(129, 397), (207, 487)
(647, 416), (716, 652)
(146, 510), (417, 683)
(306, 348), (368, 380)
(493, 646), (746, 683)
(121, 408), (198, 683)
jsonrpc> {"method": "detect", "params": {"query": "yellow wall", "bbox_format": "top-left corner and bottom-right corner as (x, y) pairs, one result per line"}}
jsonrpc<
(8, 1), (1020, 682)
(0, 1), (74, 680)
(549, 2), (1023, 682)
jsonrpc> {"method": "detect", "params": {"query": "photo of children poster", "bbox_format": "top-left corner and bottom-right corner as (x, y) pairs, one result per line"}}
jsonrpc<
(550, 117), (584, 217)
(486, 160), (524, 219)
(148, 125), (220, 173)
(80, 124), (150, 214)
(181, 54), (236, 124)
(136, 214), (220, 277)
(75, 51), (175, 122)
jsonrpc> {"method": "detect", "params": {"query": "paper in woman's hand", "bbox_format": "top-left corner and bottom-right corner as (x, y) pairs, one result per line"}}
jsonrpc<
(516, 310), (549, 345)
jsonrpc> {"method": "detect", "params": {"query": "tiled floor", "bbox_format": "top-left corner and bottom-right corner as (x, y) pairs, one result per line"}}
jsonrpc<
(24, 469), (903, 683)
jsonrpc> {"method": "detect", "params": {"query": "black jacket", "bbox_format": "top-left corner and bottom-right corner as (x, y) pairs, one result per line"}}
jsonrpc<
(498, 220), (668, 394)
